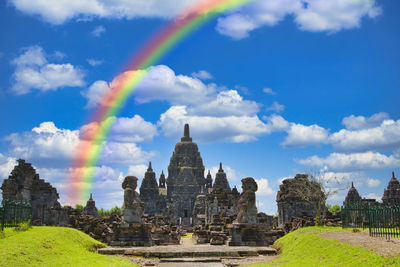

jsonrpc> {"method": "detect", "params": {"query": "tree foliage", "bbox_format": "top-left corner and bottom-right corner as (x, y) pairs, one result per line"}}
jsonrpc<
(98, 206), (121, 217)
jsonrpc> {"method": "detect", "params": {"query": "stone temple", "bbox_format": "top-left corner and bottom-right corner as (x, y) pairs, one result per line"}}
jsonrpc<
(139, 124), (237, 226)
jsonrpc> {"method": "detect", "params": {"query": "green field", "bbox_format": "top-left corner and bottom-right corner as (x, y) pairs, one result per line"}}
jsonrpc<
(0, 226), (136, 267)
(250, 226), (400, 266)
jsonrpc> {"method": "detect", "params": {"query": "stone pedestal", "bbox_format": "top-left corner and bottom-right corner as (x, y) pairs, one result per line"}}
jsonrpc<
(112, 223), (153, 247)
(229, 223), (269, 246)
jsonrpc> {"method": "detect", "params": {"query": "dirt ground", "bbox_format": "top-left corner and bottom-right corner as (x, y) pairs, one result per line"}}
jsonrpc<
(318, 230), (400, 258)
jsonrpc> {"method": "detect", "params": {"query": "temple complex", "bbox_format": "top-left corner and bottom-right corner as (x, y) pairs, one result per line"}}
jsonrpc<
(138, 124), (238, 226)
(0, 159), (68, 226)
(343, 182), (362, 206)
(382, 171), (400, 206)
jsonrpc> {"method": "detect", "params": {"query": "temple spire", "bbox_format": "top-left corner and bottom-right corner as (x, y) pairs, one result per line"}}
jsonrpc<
(219, 162), (223, 172)
(393, 171), (395, 179)
(89, 193), (93, 200)
(148, 161), (153, 171)
(181, 123), (192, 141)
(351, 181), (354, 188)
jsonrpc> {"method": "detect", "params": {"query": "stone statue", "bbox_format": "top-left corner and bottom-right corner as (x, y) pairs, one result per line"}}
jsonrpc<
(234, 177), (258, 224)
(121, 176), (144, 224)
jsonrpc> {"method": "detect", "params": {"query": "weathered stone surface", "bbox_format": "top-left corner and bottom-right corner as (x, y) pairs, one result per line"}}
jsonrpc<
(234, 177), (258, 224)
(82, 193), (98, 217)
(343, 182), (362, 206)
(121, 176), (144, 224)
(159, 170), (166, 188)
(229, 224), (270, 246)
(212, 163), (230, 191)
(382, 172), (400, 206)
(140, 162), (166, 216)
(1, 159), (68, 226)
(166, 124), (205, 222)
(112, 223), (153, 247)
(276, 174), (321, 226)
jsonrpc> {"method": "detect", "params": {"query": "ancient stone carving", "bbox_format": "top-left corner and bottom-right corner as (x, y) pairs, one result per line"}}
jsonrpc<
(382, 172), (400, 206)
(121, 176), (144, 224)
(1, 159), (68, 226)
(234, 177), (258, 224)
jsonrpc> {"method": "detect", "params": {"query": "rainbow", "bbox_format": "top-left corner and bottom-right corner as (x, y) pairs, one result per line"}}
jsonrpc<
(69, 0), (254, 204)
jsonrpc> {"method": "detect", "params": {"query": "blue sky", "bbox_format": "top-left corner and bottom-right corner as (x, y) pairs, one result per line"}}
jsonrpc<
(0, 0), (399, 214)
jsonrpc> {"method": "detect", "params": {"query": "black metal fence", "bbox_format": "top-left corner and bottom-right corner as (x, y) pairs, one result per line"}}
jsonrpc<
(0, 199), (32, 231)
(342, 204), (400, 239)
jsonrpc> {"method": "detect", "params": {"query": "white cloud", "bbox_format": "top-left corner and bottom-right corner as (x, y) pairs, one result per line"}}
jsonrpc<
(297, 151), (400, 172)
(87, 58), (103, 66)
(5, 121), (80, 167)
(91, 25), (106, 37)
(342, 112), (389, 130)
(53, 51), (66, 60)
(366, 178), (381, 188)
(0, 154), (17, 180)
(330, 117), (400, 152)
(5, 119), (156, 168)
(263, 87), (276, 95)
(9, 0), (197, 25)
(81, 80), (110, 108)
(266, 101), (285, 113)
(80, 115), (158, 143)
(11, 46), (85, 95)
(158, 105), (275, 143)
(128, 164), (148, 179)
(255, 178), (274, 196)
(189, 90), (259, 117)
(216, 0), (381, 39)
(282, 122), (329, 148)
(191, 70), (213, 80)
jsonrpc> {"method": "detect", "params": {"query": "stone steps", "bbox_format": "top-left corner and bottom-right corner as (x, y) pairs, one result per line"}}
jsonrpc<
(98, 245), (276, 258)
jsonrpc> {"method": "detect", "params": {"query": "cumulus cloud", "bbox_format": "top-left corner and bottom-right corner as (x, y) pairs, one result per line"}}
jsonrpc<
(127, 164), (148, 179)
(216, 0), (381, 39)
(5, 118), (156, 168)
(342, 112), (389, 130)
(0, 154), (17, 180)
(11, 46), (85, 95)
(282, 122), (329, 148)
(158, 105), (278, 143)
(297, 151), (400, 172)
(91, 25), (106, 37)
(330, 116), (400, 152)
(255, 178), (275, 196)
(9, 0), (197, 25)
(191, 70), (213, 80)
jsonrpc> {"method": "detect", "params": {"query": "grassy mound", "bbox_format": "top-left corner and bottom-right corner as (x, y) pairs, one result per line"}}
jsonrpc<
(251, 226), (400, 266)
(0, 226), (135, 266)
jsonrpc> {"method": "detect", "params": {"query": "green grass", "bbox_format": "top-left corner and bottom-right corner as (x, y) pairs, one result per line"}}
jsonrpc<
(250, 226), (400, 267)
(0, 226), (136, 266)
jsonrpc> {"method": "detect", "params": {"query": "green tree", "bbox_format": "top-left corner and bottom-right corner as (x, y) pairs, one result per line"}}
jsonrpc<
(75, 204), (84, 211)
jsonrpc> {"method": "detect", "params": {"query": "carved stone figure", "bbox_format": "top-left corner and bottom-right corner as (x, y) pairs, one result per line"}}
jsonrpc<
(121, 176), (144, 224)
(234, 177), (258, 224)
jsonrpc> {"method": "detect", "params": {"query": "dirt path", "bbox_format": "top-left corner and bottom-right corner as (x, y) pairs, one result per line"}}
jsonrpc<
(318, 230), (400, 257)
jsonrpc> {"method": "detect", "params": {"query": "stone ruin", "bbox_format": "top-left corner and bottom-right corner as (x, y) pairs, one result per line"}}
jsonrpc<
(1, 159), (68, 226)
(382, 171), (400, 206)
(139, 162), (166, 216)
(82, 193), (98, 217)
(276, 174), (322, 227)
(111, 176), (153, 246)
(229, 177), (270, 246)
